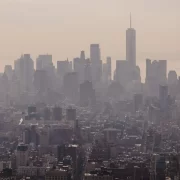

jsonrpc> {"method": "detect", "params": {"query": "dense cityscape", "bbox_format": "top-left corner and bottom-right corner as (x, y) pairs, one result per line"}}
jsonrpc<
(0, 15), (179, 180)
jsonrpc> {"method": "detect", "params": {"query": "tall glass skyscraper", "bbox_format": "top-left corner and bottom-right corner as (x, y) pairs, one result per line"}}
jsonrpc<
(126, 14), (136, 67)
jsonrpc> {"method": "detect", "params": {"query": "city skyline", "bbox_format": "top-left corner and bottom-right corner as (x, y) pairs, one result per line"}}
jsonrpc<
(0, 0), (179, 80)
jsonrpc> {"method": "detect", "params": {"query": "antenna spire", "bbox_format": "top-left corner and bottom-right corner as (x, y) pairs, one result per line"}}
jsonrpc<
(130, 13), (132, 28)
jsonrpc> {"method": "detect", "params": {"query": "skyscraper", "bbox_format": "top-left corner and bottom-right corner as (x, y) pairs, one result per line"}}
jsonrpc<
(34, 70), (49, 92)
(63, 72), (79, 103)
(106, 57), (112, 82)
(57, 60), (71, 78)
(36, 54), (56, 90)
(73, 52), (86, 84)
(145, 59), (167, 97)
(126, 14), (136, 67)
(80, 81), (96, 107)
(4, 65), (13, 81)
(90, 44), (102, 84)
(84, 58), (92, 82)
(116, 60), (130, 87)
(15, 54), (34, 93)
(168, 70), (177, 85)
(159, 85), (168, 111)
(36, 54), (52, 70)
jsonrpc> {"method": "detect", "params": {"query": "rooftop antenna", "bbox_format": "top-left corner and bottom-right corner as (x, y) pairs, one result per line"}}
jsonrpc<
(130, 13), (132, 28)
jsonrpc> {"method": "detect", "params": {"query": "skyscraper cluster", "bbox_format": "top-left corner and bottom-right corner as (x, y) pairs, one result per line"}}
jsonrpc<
(0, 17), (178, 108)
(0, 15), (179, 180)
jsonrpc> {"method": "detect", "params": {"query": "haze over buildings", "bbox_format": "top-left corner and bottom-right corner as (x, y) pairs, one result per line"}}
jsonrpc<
(0, 1), (179, 180)
(0, 0), (179, 79)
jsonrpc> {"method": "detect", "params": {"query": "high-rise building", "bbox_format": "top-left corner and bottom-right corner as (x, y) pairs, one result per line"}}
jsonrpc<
(102, 57), (112, 85)
(63, 72), (79, 102)
(133, 93), (143, 112)
(168, 70), (177, 97)
(52, 106), (62, 121)
(158, 60), (167, 84)
(80, 50), (85, 61)
(90, 44), (100, 63)
(23, 128), (31, 144)
(38, 127), (49, 146)
(115, 60), (130, 87)
(36, 54), (52, 70)
(106, 57), (112, 82)
(43, 107), (51, 120)
(28, 106), (36, 115)
(57, 60), (72, 90)
(30, 125), (39, 146)
(126, 15), (136, 67)
(80, 81), (96, 107)
(73, 57), (85, 84)
(36, 54), (56, 90)
(4, 65), (13, 81)
(159, 85), (168, 111)
(145, 59), (167, 97)
(84, 59), (92, 82)
(168, 70), (177, 85)
(57, 60), (71, 79)
(90, 44), (102, 84)
(102, 63), (108, 84)
(66, 108), (76, 121)
(34, 70), (49, 92)
(14, 54), (34, 93)
(16, 143), (29, 167)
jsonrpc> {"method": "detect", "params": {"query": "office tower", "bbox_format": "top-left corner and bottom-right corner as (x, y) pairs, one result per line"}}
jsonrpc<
(145, 59), (152, 83)
(4, 65), (13, 81)
(126, 15), (136, 67)
(168, 71), (177, 85)
(73, 51), (86, 84)
(63, 72), (79, 103)
(30, 125), (39, 145)
(90, 44), (102, 84)
(36, 54), (52, 70)
(66, 108), (76, 121)
(14, 54), (34, 93)
(106, 56), (112, 82)
(57, 60), (71, 90)
(10, 72), (20, 101)
(84, 58), (92, 82)
(102, 63), (108, 84)
(73, 57), (85, 84)
(16, 143), (29, 167)
(57, 144), (79, 171)
(115, 60), (130, 87)
(34, 70), (49, 92)
(133, 93), (143, 112)
(80, 50), (85, 61)
(0, 73), (10, 106)
(28, 106), (36, 115)
(104, 128), (119, 144)
(159, 85), (168, 111)
(43, 107), (51, 120)
(102, 57), (112, 85)
(80, 81), (96, 107)
(145, 59), (167, 97)
(57, 60), (70, 78)
(52, 106), (62, 121)
(23, 128), (31, 144)
(38, 127), (49, 146)
(36, 54), (56, 90)
(158, 60), (167, 84)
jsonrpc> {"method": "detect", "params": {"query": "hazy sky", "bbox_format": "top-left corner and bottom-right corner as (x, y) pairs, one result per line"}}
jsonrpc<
(0, 0), (179, 78)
